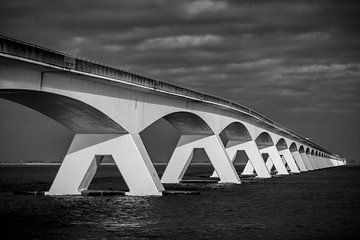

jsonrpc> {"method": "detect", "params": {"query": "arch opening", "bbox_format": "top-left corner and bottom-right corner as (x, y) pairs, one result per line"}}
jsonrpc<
(255, 132), (274, 149)
(306, 148), (310, 154)
(140, 111), (217, 183)
(289, 142), (298, 152)
(219, 122), (252, 148)
(85, 156), (129, 192)
(163, 112), (213, 136)
(298, 145), (305, 153)
(276, 138), (288, 151)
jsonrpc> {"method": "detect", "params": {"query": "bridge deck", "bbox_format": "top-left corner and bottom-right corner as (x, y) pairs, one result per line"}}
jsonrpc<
(0, 34), (332, 154)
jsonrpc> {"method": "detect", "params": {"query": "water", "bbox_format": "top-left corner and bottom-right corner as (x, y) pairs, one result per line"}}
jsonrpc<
(0, 165), (359, 239)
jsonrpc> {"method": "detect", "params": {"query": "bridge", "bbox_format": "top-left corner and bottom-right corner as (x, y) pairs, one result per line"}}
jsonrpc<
(0, 35), (345, 196)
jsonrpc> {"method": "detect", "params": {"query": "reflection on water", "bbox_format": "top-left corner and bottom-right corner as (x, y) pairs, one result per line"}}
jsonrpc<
(0, 165), (359, 239)
(102, 197), (157, 230)
(52, 195), (158, 234)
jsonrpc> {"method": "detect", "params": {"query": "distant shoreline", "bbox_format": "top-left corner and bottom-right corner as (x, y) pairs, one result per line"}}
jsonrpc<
(0, 162), (238, 166)
(0, 162), (61, 166)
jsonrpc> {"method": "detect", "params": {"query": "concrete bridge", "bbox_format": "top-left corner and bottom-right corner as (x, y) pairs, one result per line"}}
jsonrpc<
(0, 36), (345, 196)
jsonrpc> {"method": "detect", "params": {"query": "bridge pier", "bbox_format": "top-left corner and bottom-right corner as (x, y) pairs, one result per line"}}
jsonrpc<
(259, 146), (289, 175)
(300, 152), (313, 170)
(323, 157), (329, 168)
(322, 157), (329, 168)
(315, 156), (323, 169)
(322, 157), (330, 168)
(213, 140), (272, 178)
(290, 151), (307, 172)
(237, 141), (271, 178)
(161, 135), (241, 184)
(46, 134), (164, 196)
(281, 155), (290, 171)
(264, 154), (275, 172)
(308, 154), (319, 169)
(278, 149), (300, 173)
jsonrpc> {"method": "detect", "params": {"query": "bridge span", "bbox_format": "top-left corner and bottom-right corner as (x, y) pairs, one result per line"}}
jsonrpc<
(0, 36), (345, 196)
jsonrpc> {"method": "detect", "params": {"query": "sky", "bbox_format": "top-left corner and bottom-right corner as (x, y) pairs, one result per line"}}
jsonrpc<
(0, 0), (359, 163)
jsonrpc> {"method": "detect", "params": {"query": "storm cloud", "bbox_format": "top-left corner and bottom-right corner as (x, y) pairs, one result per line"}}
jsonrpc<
(0, 0), (359, 162)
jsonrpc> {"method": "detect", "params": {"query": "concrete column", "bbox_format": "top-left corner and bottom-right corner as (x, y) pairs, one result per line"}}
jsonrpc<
(232, 141), (271, 178)
(323, 157), (331, 168)
(306, 154), (315, 169)
(318, 157), (326, 168)
(317, 156), (326, 169)
(161, 135), (241, 184)
(330, 159), (335, 167)
(318, 156), (324, 168)
(46, 134), (164, 196)
(326, 158), (332, 167)
(259, 146), (288, 175)
(325, 158), (332, 167)
(278, 149), (300, 173)
(281, 155), (290, 170)
(312, 156), (320, 169)
(321, 157), (328, 168)
(265, 155), (274, 172)
(299, 152), (313, 170)
(313, 156), (321, 169)
(291, 151), (307, 172)
(308, 155), (319, 169)
(211, 140), (271, 178)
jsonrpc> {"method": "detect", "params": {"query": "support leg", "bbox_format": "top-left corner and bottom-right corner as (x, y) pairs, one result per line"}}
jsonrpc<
(291, 151), (307, 172)
(240, 141), (271, 178)
(279, 149), (300, 173)
(161, 135), (240, 184)
(212, 140), (271, 178)
(265, 155), (274, 172)
(308, 155), (319, 169)
(47, 134), (164, 196)
(324, 158), (330, 168)
(300, 153), (314, 170)
(315, 157), (323, 169)
(260, 146), (288, 175)
(281, 155), (290, 171)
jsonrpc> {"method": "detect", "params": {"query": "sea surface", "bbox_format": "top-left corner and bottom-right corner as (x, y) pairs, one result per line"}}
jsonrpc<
(0, 164), (359, 240)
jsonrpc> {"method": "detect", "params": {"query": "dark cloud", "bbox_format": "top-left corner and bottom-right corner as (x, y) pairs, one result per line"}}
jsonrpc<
(0, 0), (359, 161)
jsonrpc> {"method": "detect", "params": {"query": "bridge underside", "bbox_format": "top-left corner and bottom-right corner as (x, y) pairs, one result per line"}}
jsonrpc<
(0, 89), (126, 134)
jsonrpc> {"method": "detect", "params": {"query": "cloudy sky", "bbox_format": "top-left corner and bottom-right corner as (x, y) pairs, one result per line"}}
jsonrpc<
(0, 0), (359, 163)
